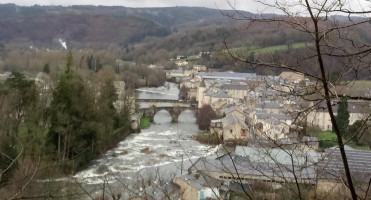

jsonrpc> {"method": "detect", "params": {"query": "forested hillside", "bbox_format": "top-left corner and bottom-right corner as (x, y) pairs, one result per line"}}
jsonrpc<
(0, 4), (370, 79)
(0, 4), (246, 46)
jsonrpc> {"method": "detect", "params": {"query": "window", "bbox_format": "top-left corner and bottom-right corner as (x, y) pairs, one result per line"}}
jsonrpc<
(241, 129), (246, 136)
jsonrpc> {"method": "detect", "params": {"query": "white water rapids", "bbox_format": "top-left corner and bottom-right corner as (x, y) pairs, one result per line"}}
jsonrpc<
(43, 82), (220, 199)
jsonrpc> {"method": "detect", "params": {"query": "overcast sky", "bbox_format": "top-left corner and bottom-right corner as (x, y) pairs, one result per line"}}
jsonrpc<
(0, 0), (369, 15)
(0, 0), (275, 13)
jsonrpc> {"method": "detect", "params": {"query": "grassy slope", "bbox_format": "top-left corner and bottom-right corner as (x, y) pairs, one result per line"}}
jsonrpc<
(317, 131), (370, 150)
(222, 42), (311, 55)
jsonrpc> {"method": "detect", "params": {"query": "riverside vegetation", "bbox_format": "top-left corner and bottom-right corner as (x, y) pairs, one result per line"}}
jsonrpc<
(0, 51), (135, 197)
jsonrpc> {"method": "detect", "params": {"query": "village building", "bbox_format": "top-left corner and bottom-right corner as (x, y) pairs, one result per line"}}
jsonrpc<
(173, 173), (221, 200)
(220, 105), (246, 121)
(198, 82), (233, 108)
(130, 182), (180, 200)
(189, 146), (318, 187)
(198, 72), (257, 81)
(221, 84), (249, 100)
(307, 100), (371, 131)
(255, 101), (282, 114)
(252, 111), (297, 141)
(317, 146), (371, 198)
(279, 71), (305, 83)
(193, 65), (207, 72)
(184, 144), (371, 199)
(221, 114), (249, 142)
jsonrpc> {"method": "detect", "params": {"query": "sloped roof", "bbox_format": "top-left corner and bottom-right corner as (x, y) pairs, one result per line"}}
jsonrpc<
(256, 112), (292, 121)
(313, 100), (370, 114)
(279, 71), (304, 81)
(223, 106), (244, 116)
(212, 91), (232, 98)
(256, 102), (281, 109)
(199, 72), (257, 80)
(222, 114), (248, 129)
(235, 146), (320, 166)
(190, 156), (317, 183)
(318, 147), (371, 182)
(204, 89), (215, 96)
(222, 84), (249, 90)
(176, 173), (222, 190)
(140, 182), (180, 200)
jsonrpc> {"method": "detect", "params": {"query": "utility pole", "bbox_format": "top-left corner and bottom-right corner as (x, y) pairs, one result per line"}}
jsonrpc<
(181, 154), (184, 175)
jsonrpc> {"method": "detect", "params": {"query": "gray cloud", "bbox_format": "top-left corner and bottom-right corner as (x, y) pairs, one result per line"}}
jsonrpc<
(0, 0), (272, 13)
(0, 0), (369, 15)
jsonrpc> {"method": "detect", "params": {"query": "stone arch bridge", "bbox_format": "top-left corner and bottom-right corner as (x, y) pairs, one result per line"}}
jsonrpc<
(137, 99), (197, 122)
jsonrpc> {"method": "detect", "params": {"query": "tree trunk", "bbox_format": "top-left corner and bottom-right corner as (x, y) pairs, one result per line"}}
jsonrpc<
(306, 1), (358, 197)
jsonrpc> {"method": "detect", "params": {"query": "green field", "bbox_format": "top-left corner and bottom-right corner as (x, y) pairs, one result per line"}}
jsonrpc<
(317, 131), (338, 149)
(222, 42), (311, 55)
(347, 80), (371, 88)
(140, 117), (150, 129)
(317, 131), (370, 150)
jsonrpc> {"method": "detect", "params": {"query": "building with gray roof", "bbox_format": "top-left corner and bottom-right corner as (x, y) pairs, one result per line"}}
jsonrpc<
(199, 72), (257, 80)
(131, 182), (180, 200)
(318, 147), (371, 183)
(189, 151), (317, 185)
(222, 114), (248, 130)
(222, 84), (249, 90)
(212, 91), (232, 99)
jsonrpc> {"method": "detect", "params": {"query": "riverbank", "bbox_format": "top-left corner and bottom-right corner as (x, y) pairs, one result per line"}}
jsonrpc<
(140, 117), (151, 129)
(195, 132), (222, 145)
(38, 83), (219, 199)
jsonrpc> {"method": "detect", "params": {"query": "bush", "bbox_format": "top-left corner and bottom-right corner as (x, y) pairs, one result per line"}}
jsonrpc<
(196, 133), (221, 145)
(140, 117), (150, 129)
(196, 104), (217, 130)
(0, 137), (18, 183)
(317, 131), (338, 149)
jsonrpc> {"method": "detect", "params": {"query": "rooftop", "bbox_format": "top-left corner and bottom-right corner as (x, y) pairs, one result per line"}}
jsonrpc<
(222, 84), (249, 90)
(212, 90), (232, 98)
(222, 114), (248, 129)
(318, 147), (371, 182)
(256, 112), (292, 121)
(199, 72), (257, 80)
(176, 173), (221, 190)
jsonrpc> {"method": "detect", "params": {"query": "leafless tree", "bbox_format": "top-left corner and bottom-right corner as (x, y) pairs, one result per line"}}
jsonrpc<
(216, 0), (371, 199)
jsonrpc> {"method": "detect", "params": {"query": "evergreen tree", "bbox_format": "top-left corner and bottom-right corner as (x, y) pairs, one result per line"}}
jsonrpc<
(96, 78), (118, 146)
(178, 85), (188, 101)
(47, 52), (97, 170)
(247, 51), (255, 68)
(336, 97), (350, 137)
(4, 72), (37, 137)
(0, 137), (18, 184)
(87, 54), (93, 70)
(43, 63), (50, 74)
(65, 50), (73, 74)
(0, 72), (37, 183)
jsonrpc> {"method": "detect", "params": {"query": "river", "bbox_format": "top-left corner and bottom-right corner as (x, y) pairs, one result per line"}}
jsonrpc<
(54, 82), (219, 199)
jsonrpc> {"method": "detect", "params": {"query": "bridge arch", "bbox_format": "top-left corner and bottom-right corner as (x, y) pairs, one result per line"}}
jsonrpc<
(138, 99), (197, 123)
(178, 110), (196, 123)
(153, 110), (172, 123)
